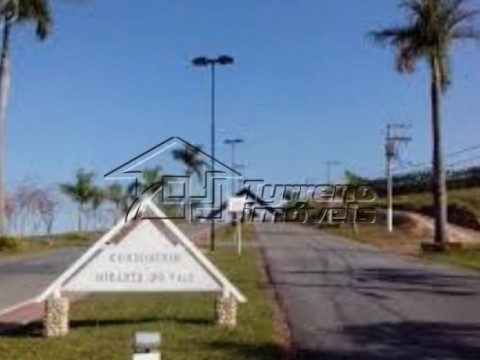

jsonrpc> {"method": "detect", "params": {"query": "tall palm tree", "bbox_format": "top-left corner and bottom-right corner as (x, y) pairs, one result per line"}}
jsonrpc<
(0, 0), (52, 235)
(106, 182), (127, 218)
(127, 166), (164, 198)
(60, 170), (95, 232)
(172, 144), (207, 181)
(371, 0), (479, 248)
(89, 186), (105, 229)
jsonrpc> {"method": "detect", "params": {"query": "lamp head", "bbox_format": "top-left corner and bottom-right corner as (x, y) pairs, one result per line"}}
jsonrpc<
(217, 55), (234, 65)
(192, 57), (210, 67)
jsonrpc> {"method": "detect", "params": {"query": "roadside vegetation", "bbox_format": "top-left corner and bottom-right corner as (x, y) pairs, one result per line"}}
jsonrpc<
(0, 228), (284, 360)
(371, 0), (480, 247)
(392, 188), (480, 230)
(345, 169), (480, 231)
(0, 232), (100, 260)
(324, 223), (480, 272)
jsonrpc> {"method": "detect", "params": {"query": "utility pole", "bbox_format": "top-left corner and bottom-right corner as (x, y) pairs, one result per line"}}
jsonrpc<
(385, 124), (411, 232)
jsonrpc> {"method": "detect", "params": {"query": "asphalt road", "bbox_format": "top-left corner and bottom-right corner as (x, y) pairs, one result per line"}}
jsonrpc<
(0, 247), (86, 314)
(256, 223), (480, 360)
(0, 222), (209, 315)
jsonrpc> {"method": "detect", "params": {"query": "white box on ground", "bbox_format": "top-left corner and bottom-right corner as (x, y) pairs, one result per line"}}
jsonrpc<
(133, 353), (160, 360)
(228, 197), (247, 213)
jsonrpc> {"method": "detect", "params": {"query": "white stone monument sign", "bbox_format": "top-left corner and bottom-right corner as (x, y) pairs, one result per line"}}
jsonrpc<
(37, 199), (246, 337)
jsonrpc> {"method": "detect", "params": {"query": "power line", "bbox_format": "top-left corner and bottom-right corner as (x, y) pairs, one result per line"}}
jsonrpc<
(392, 142), (480, 173)
(447, 143), (480, 158)
(446, 154), (480, 168)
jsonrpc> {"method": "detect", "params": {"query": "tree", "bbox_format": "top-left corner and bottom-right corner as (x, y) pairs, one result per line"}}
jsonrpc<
(128, 166), (164, 198)
(106, 182), (127, 220)
(371, 0), (479, 247)
(88, 186), (105, 230)
(344, 170), (369, 187)
(12, 184), (57, 236)
(60, 170), (95, 232)
(35, 188), (57, 238)
(0, 0), (52, 235)
(172, 144), (207, 181)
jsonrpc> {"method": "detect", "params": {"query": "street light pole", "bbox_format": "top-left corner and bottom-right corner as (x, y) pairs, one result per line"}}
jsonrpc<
(192, 55), (234, 252)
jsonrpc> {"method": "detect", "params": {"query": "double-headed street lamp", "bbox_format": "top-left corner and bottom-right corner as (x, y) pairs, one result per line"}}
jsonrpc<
(192, 55), (234, 252)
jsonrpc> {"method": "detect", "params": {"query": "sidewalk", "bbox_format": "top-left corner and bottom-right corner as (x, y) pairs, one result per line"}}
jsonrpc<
(0, 302), (44, 333)
(0, 294), (84, 335)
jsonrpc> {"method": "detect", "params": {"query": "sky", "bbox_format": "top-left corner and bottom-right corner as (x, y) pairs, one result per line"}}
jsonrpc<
(6, 0), (480, 191)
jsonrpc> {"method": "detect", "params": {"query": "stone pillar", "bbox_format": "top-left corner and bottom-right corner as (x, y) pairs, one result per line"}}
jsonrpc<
(43, 297), (69, 337)
(214, 294), (237, 328)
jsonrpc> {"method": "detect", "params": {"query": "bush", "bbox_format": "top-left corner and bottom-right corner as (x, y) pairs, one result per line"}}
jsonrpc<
(61, 232), (89, 241)
(0, 236), (22, 251)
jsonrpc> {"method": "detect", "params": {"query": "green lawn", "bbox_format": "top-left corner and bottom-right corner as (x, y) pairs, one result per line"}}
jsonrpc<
(0, 226), (283, 360)
(422, 247), (480, 272)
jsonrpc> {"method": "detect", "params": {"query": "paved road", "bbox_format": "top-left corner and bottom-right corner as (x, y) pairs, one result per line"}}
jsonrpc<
(0, 247), (86, 314)
(257, 223), (480, 360)
(0, 222), (209, 315)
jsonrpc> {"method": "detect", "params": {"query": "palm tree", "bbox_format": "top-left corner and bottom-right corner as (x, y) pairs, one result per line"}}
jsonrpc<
(60, 170), (95, 232)
(89, 186), (105, 229)
(127, 166), (164, 198)
(172, 144), (207, 181)
(371, 0), (479, 248)
(0, 0), (52, 235)
(106, 182), (127, 219)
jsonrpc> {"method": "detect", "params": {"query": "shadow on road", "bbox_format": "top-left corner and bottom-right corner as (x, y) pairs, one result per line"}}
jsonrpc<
(294, 321), (480, 360)
(273, 267), (480, 297)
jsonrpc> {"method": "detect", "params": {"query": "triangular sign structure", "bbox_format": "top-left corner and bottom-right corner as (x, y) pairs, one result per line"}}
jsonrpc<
(37, 200), (246, 303)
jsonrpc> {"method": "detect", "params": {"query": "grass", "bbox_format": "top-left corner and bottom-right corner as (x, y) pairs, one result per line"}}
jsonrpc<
(323, 223), (480, 271)
(0, 225), (283, 360)
(393, 187), (480, 218)
(422, 246), (480, 272)
(374, 187), (480, 231)
(188, 222), (257, 248)
(0, 232), (100, 260)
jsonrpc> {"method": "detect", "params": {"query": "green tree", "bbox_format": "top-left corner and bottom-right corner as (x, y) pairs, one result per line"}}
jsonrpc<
(128, 166), (164, 198)
(106, 182), (127, 218)
(60, 170), (95, 232)
(172, 144), (207, 181)
(344, 170), (369, 187)
(89, 186), (105, 229)
(371, 0), (479, 247)
(0, 0), (52, 235)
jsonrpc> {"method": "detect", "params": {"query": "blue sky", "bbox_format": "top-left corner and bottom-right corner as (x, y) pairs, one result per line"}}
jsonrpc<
(7, 0), (480, 189)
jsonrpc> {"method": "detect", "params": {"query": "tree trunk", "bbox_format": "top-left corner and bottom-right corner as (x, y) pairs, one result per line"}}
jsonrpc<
(430, 57), (448, 247)
(78, 203), (82, 233)
(0, 21), (11, 236)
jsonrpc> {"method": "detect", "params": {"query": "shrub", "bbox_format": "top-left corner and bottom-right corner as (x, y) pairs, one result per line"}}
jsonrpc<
(62, 232), (89, 241)
(0, 236), (22, 251)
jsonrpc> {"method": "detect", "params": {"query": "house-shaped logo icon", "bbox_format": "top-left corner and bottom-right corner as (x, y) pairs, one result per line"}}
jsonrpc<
(104, 137), (242, 222)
